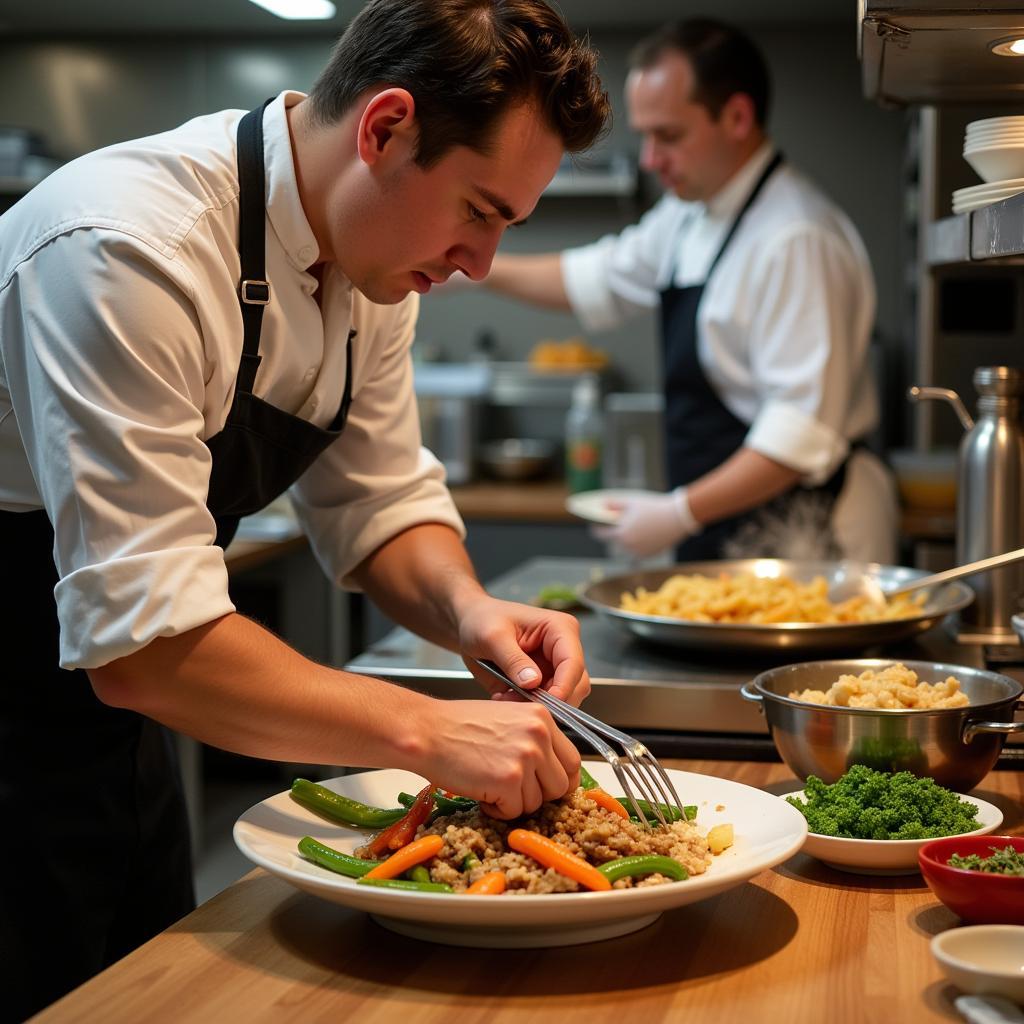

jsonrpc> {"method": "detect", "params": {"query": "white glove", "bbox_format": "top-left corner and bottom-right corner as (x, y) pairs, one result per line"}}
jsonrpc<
(593, 486), (702, 559)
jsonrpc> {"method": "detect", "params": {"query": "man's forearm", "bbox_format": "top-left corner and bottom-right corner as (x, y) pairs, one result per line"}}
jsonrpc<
(87, 612), (436, 769)
(350, 522), (485, 651)
(687, 447), (801, 526)
(484, 252), (572, 311)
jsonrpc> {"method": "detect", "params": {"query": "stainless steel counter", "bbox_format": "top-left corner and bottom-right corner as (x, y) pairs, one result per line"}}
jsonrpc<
(347, 557), (997, 746)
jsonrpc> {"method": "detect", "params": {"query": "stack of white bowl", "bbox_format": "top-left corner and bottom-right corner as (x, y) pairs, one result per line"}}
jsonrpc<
(955, 116), (1024, 214)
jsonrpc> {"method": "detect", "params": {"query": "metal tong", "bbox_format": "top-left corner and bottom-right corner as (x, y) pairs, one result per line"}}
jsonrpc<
(473, 658), (684, 829)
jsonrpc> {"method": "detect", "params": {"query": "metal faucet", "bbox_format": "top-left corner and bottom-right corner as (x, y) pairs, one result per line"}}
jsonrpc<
(909, 366), (1024, 644)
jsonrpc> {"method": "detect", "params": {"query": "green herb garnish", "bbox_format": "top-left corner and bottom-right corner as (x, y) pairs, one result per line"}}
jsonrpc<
(785, 764), (981, 840)
(948, 845), (1024, 876)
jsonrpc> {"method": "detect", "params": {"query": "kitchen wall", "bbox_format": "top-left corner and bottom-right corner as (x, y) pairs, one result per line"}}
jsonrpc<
(0, 21), (909, 404)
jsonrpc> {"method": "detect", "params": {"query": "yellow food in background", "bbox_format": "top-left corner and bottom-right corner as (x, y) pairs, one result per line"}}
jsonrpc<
(619, 572), (924, 625)
(529, 336), (608, 370)
(788, 663), (969, 709)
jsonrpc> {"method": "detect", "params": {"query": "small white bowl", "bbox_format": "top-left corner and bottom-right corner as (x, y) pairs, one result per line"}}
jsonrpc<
(787, 792), (1003, 875)
(932, 926), (1024, 1003)
(965, 146), (1024, 183)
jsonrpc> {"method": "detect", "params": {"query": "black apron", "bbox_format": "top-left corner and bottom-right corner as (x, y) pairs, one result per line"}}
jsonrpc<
(660, 152), (851, 561)
(0, 98), (353, 1022)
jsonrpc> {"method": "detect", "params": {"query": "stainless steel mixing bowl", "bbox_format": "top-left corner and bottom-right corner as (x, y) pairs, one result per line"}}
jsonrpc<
(741, 659), (1024, 792)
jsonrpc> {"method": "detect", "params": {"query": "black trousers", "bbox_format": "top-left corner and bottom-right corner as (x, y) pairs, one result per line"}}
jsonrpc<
(0, 511), (195, 1022)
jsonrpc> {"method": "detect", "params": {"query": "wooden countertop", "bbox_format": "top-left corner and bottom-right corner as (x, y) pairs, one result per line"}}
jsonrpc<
(34, 760), (1024, 1023)
(449, 479), (576, 522)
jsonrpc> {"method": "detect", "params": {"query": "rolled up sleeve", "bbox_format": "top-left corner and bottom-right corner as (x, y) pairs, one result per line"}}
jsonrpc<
(742, 226), (876, 482)
(561, 196), (686, 332)
(1, 231), (235, 669)
(291, 294), (465, 589)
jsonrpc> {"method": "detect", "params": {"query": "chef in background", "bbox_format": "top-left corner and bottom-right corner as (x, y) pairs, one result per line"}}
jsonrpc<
(0, 1), (609, 1017)
(476, 17), (897, 563)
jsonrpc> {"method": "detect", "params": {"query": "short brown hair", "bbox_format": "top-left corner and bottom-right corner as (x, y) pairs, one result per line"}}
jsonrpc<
(631, 19), (771, 128)
(308, 0), (610, 167)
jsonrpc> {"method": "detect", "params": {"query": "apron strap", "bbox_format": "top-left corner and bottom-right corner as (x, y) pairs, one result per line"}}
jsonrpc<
(235, 98), (275, 395)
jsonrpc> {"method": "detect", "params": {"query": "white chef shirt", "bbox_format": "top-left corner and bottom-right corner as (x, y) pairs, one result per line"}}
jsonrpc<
(561, 142), (879, 485)
(0, 90), (464, 670)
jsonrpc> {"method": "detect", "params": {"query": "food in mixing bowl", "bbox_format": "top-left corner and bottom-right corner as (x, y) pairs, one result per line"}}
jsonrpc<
(785, 765), (981, 840)
(619, 572), (923, 625)
(296, 778), (733, 894)
(787, 663), (969, 709)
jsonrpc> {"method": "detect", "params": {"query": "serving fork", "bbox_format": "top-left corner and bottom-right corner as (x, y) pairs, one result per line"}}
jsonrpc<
(473, 658), (684, 829)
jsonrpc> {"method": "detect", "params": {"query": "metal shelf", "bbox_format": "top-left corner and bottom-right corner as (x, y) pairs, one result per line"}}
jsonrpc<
(543, 153), (637, 199)
(860, 1), (1024, 106)
(925, 191), (1024, 265)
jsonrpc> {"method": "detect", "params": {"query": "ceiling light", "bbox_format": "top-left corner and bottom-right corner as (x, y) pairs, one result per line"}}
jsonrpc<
(990, 35), (1024, 57)
(247, 0), (336, 19)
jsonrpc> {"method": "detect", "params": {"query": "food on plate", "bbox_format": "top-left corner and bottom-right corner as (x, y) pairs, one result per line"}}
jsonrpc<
(618, 572), (924, 625)
(529, 336), (608, 371)
(785, 765), (981, 840)
(948, 845), (1024, 876)
(295, 773), (733, 895)
(534, 582), (582, 610)
(788, 663), (969, 709)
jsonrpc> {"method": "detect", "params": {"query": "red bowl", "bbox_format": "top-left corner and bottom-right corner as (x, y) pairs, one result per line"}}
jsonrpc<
(918, 835), (1024, 924)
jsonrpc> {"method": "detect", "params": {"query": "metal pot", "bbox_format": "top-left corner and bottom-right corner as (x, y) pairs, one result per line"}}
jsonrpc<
(741, 658), (1024, 791)
(478, 438), (556, 481)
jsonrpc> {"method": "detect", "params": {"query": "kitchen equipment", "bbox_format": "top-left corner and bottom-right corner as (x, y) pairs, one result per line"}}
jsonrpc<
(919, 835), (1024, 925)
(891, 447), (958, 509)
(741, 658), (1024, 791)
(909, 367), (1024, 643)
(477, 438), (555, 481)
(832, 545), (1024, 605)
(473, 658), (682, 826)
(578, 561), (974, 654)
(932, 926), (1024, 1005)
(413, 362), (490, 486)
(792, 792), (1002, 875)
(602, 392), (666, 491)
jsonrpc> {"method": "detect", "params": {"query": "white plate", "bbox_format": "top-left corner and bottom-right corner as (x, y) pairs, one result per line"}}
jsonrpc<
(564, 487), (659, 525)
(967, 116), (1024, 131)
(785, 791), (1003, 876)
(953, 178), (1024, 199)
(233, 764), (808, 947)
(953, 194), (1024, 215)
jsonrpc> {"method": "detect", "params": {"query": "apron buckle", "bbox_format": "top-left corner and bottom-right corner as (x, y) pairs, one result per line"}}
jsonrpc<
(240, 279), (271, 305)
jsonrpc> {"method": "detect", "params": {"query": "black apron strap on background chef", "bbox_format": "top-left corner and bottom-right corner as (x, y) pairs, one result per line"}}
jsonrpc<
(659, 150), (857, 561)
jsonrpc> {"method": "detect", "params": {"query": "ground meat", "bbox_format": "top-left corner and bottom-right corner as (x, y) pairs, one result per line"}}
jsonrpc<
(358, 788), (714, 894)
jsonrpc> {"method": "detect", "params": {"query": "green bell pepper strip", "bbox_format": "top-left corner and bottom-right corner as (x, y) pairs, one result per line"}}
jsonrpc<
(357, 877), (453, 894)
(297, 836), (382, 878)
(597, 855), (689, 883)
(291, 779), (406, 829)
(397, 792), (416, 808)
(461, 852), (482, 872)
(579, 764), (600, 790)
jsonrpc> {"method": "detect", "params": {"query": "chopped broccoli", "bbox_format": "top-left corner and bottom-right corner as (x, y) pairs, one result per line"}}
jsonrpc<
(948, 845), (1024, 876)
(785, 764), (981, 840)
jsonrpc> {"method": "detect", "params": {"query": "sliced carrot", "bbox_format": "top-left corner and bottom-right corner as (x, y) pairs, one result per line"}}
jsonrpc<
(465, 870), (507, 895)
(507, 829), (612, 891)
(584, 788), (630, 820)
(364, 834), (445, 880)
(366, 783), (435, 857)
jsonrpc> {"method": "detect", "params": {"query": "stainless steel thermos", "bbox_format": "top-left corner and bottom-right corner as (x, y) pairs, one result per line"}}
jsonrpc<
(910, 366), (1024, 643)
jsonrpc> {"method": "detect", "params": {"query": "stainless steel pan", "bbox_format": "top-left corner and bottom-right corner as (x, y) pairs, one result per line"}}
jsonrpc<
(578, 560), (974, 654)
(741, 658), (1024, 791)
